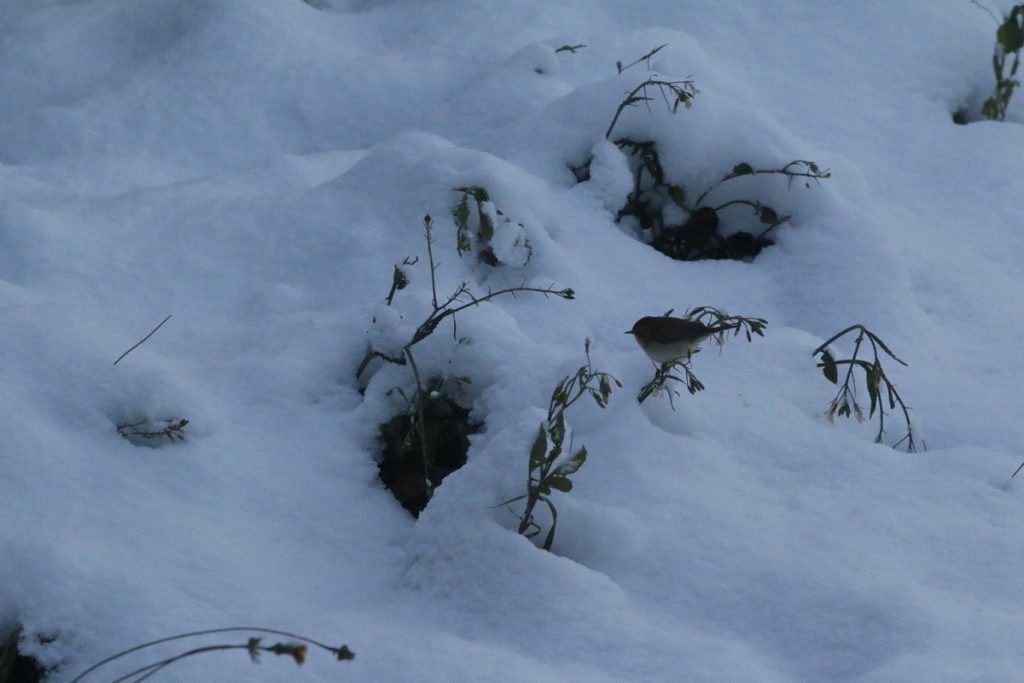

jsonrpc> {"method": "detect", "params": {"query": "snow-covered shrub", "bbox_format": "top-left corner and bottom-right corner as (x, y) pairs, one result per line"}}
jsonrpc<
(641, 157), (830, 261)
(576, 45), (828, 261)
(357, 216), (574, 515)
(597, 140), (829, 261)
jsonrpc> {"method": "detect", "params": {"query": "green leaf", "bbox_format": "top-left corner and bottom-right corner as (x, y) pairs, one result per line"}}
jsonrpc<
(863, 330), (908, 366)
(982, 96), (1000, 120)
(820, 350), (838, 384)
(541, 497), (559, 551)
(554, 446), (587, 476)
(548, 440), (563, 463)
(389, 265), (410, 299)
(452, 194), (472, 255)
(759, 206), (779, 224)
(478, 208), (495, 242)
(667, 185), (688, 208)
(549, 412), (566, 449)
(452, 195), (470, 228)
(866, 366), (879, 418)
(998, 13), (1024, 53)
(731, 162), (754, 176)
(528, 425), (547, 471)
(547, 475), (573, 492)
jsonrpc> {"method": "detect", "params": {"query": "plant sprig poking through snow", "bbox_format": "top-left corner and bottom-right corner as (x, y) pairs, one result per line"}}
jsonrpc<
(602, 44), (700, 140)
(604, 44), (699, 141)
(451, 186), (532, 267)
(980, 3), (1024, 121)
(813, 324), (917, 452)
(686, 306), (769, 342)
(573, 44), (830, 262)
(502, 341), (620, 551)
(637, 307), (767, 407)
(112, 314), (173, 365)
(357, 215), (575, 514)
(605, 75), (699, 141)
(69, 627), (353, 683)
(116, 418), (189, 445)
(629, 150), (830, 262)
(356, 216), (572, 380)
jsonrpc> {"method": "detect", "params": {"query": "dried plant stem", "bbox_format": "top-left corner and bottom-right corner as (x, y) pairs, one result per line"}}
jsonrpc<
(70, 627), (353, 683)
(360, 216), (576, 511)
(605, 77), (698, 140)
(813, 324), (916, 452)
(113, 315), (173, 365)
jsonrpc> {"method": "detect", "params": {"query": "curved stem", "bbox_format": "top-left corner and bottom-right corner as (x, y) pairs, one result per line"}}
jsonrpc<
(712, 199), (759, 213)
(605, 81), (648, 139)
(606, 79), (694, 140)
(813, 324), (865, 355)
(755, 219), (788, 240)
(112, 645), (246, 683)
(71, 628), (346, 683)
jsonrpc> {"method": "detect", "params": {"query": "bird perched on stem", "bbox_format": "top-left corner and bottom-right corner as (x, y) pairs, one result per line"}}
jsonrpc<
(627, 315), (738, 365)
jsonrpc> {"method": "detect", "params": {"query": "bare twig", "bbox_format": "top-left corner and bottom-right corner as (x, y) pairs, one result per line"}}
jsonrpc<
(113, 315), (173, 365)
(70, 627), (353, 683)
(616, 44), (668, 73)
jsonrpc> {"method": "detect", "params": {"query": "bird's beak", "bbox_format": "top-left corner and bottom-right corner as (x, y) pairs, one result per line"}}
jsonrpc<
(624, 330), (634, 335)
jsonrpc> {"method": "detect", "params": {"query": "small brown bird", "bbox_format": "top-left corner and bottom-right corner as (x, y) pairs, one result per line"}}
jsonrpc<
(627, 316), (738, 365)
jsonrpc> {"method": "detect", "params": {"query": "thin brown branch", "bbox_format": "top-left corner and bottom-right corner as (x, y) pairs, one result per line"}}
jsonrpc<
(113, 315), (173, 365)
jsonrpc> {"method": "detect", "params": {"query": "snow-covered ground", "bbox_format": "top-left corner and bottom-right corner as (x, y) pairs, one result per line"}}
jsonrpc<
(3, 1), (1024, 681)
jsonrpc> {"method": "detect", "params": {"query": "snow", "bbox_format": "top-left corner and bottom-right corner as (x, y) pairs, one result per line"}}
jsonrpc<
(2, 1), (1024, 681)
